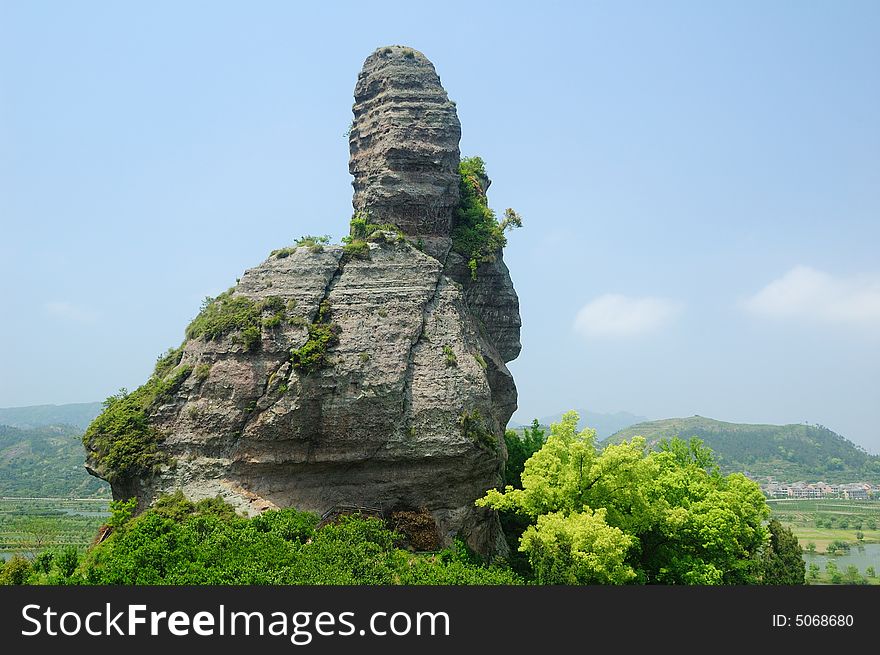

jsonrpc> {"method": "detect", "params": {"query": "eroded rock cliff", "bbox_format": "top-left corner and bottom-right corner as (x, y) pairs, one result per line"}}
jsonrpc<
(85, 45), (520, 555)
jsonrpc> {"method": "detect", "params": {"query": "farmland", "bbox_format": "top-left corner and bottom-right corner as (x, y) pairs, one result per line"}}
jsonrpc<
(0, 497), (109, 560)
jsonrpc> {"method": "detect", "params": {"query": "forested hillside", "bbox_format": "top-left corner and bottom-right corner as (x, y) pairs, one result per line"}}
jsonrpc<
(0, 424), (109, 497)
(0, 403), (102, 430)
(605, 416), (880, 482)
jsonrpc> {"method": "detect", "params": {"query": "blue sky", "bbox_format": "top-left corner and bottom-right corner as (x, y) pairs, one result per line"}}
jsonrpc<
(2, 2), (878, 451)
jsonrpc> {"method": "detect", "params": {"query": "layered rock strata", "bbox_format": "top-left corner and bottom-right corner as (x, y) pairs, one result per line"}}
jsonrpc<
(349, 45), (461, 259)
(86, 45), (521, 555)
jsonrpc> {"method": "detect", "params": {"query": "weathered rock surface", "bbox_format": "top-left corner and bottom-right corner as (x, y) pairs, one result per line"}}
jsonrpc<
(86, 46), (521, 556)
(349, 45), (461, 254)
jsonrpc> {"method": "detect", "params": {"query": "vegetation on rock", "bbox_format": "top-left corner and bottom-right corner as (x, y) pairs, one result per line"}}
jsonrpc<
(451, 157), (522, 279)
(82, 367), (192, 482)
(341, 212), (405, 260)
(294, 235), (330, 253)
(290, 301), (341, 374)
(458, 409), (497, 452)
(185, 291), (264, 351)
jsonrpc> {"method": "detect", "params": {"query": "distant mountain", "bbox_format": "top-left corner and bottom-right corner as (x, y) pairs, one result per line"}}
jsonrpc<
(517, 410), (649, 439)
(605, 416), (880, 483)
(0, 423), (109, 497)
(0, 402), (103, 430)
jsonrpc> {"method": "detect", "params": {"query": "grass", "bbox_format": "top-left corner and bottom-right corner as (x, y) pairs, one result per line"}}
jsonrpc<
(768, 499), (880, 552)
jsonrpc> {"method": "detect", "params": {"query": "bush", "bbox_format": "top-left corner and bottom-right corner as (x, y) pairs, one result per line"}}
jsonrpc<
(186, 292), (262, 349)
(351, 212), (403, 239)
(82, 367), (192, 481)
(0, 555), (33, 585)
(443, 344), (458, 367)
(342, 239), (370, 260)
(290, 301), (340, 374)
(76, 495), (519, 586)
(451, 157), (521, 280)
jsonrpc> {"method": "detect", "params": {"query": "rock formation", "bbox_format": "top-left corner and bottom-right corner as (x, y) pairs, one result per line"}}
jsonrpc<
(349, 45), (461, 259)
(84, 45), (521, 556)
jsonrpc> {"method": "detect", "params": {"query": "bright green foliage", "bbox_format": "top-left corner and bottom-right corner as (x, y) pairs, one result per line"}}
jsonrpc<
(185, 291), (263, 350)
(521, 509), (636, 584)
(82, 367), (192, 481)
(478, 411), (771, 584)
(40, 545), (81, 580)
(343, 212), (404, 254)
(75, 494), (520, 585)
(504, 420), (546, 488)
(756, 519), (805, 584)
(186, 293), (292, 351)
(290, 301), (340, 374)
(108, 497), (137, 528)
(451, 157), (521, 279)
(843, 565), (866, 585)
(0, 555), (33, 585)
(473, 353), (487, 370)
(342, 239), (371, 259)
(341, 212), (406, 259)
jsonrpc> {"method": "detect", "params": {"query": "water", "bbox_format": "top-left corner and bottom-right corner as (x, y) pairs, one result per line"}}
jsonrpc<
(804, 543), (880, 574)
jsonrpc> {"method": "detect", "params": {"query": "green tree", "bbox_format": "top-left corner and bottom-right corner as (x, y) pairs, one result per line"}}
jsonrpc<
(520, 509), (635, 584)
(503, 420), (546, 488)
(843, 565), (864, 585)
(808, 563), (820, 580)
(478, 411), (770, 584)
(758, 519), (805, 584)
(866, 566), (876, 578)
(0, 555), (32, 585)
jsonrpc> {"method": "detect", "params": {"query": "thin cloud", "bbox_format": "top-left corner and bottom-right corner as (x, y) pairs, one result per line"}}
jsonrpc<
(573, 294), (682, 338)
(744, 266), (880, 326)
(44, 301), (98, 324)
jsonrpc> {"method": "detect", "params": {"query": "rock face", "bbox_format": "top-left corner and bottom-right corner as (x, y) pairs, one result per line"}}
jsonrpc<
(349, 45), (461, 259)
(85, 46), (521, 556)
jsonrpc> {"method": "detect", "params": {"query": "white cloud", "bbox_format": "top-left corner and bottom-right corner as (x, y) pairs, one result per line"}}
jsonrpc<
(44, 301), (97, 324)
(573, 294), (682, 338)
(744, 266), (880, 326)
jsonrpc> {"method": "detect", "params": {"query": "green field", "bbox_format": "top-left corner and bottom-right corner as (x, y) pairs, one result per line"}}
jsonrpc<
(0, 498), (109, 559)
(767, 498), (880, 551)
(768, 499), (880, 585)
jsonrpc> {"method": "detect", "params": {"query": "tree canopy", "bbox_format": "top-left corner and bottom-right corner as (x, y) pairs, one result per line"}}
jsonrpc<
(479, 411), (773, 584)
